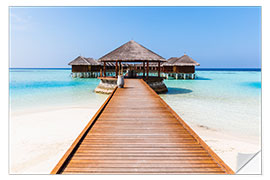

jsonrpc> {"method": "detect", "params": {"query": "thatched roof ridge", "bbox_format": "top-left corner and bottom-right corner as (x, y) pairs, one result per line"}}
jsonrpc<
(99, 40), (166, 62)
(163, 55), (200, 66)
(68, 56), (100, 66)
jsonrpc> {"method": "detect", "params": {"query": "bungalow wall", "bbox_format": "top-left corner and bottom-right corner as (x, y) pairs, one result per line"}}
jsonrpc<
(163, 66), (195, 73)
(134, 65), (159, 73)
(72, 65), (101, 72)
(106, 65), (116, 72)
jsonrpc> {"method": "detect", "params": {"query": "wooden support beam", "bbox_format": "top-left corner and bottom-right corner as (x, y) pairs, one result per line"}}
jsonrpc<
(143, 61), (145, 77)
(119, 61), (121, 75)
(100, 67), (103, 77)
(147, 61), (149, 79)
(158, 61), (161, 77)
(103, 62), (106, 77)
(115, 61), (118, 77)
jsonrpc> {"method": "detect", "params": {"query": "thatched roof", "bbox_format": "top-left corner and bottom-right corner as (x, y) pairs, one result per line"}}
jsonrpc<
(163, 55), (200, 66)
(99, 40), (166, 62)
(68, 56), (100, 66)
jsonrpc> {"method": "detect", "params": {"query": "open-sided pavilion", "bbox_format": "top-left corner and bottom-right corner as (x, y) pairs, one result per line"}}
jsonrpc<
(98, 40), (166, 79)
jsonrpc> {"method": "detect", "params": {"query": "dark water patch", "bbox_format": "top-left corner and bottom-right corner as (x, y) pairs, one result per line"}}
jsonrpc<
(196, 77), (212, 80)
(241, 82), (261, 89)
(166, 87), (192, 95)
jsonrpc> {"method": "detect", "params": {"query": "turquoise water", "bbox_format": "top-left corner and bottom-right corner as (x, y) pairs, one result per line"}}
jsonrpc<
(9, 68), (261, 137)
(9, 69), (108, 111)
(160, 70), (261, 137)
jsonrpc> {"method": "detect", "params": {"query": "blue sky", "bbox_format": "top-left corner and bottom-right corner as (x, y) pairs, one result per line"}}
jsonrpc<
(9, 7), (261, 68)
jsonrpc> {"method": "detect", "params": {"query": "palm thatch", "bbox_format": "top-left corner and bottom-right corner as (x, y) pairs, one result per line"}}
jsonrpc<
(68, 56), (100, 66)
(99, 40), (166, 62)
(163, 55), (200, 66)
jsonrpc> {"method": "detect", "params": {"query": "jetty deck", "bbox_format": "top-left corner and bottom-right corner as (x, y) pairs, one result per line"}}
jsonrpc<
(51, 79), (234, 174)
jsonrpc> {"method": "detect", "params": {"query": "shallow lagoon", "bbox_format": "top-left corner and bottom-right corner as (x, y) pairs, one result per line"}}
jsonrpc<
(160, 70), (261, 137)
(10, 68), (261, 137)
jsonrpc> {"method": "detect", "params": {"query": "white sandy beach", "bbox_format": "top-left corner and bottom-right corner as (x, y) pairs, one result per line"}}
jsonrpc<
(188, 122), (261, 172)
(9, 105), (101, 174)
(9, 104), (260, 174)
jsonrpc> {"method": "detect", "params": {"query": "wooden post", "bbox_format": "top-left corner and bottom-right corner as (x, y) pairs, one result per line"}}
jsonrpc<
(143, 61), (145, 77)
(147, 61), (149, 79)
(158, 61), (160, 77)
(115, 61), (118, 77)
(119, 61), (121, 75)
(100, 67), (103, 77)
(103, 62), (106, 77)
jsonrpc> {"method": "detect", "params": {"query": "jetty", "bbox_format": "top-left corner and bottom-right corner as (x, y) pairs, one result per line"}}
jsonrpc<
(51, 79), (234, 174)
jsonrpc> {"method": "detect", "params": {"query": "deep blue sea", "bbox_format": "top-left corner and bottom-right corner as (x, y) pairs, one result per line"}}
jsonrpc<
(9, 68), (261, 136)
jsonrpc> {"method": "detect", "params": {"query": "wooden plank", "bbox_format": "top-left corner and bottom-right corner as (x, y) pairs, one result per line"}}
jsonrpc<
(66, 162), (220, 168)
(76, 147), (206, 151)
(62, 159), (218, 164)
(85, 134), (194, 138)
(63, 167), (224, 172)
(81, 139), (197, 143)
(76, 151), (209, 154)
(71, 156), (213, 160)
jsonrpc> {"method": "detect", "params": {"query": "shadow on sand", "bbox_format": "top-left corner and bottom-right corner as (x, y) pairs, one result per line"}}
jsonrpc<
(166, 87), (192, 95)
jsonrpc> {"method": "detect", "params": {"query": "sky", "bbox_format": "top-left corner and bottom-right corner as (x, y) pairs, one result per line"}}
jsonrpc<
(9, 7), (261, 68)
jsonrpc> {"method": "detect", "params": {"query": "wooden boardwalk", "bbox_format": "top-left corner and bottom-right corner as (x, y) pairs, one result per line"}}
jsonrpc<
(51, 79), (234, 174)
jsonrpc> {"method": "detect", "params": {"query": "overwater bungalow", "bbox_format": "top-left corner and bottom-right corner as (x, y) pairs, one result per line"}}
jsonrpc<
(68, 56), (131, 77)
(68, 56), (101, 78)
(95, 40), (168, 93)
(162, 54), (200, 79)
